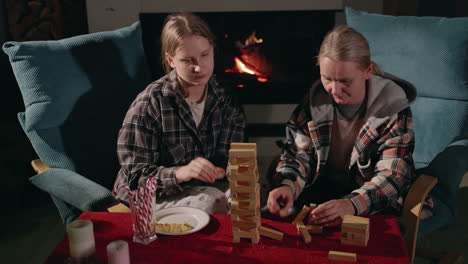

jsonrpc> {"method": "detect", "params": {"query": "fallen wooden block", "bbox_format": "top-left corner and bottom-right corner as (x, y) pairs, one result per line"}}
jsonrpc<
(292, 205), (310, 225)
(298, 225), (311, 243)
(305, 225), (323, 234)
(328, 250), (357, 262)
(259, 225), (284, 241)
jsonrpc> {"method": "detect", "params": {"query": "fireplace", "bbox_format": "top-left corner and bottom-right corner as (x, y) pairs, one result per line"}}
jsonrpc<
(140, 10), (336, 104)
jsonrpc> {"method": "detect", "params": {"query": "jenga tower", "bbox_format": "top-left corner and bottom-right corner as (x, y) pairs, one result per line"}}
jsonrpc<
(228, 143), (261, 243)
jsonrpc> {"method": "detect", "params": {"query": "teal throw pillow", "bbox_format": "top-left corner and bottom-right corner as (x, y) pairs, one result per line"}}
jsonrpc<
(346, 7), (468, 168)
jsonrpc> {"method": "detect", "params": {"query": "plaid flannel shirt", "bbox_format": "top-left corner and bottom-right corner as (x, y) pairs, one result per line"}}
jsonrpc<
(275, 76), (434, 217)
(113, 71), (246, 203)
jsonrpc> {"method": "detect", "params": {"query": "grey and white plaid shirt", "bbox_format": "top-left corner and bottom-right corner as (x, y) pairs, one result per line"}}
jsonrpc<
(113, 70), (246, 203)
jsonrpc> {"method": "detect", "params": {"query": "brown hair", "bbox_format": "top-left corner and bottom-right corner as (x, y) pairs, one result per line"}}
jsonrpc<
(317, 25), (383, 75)
(161, 13), (216, 74)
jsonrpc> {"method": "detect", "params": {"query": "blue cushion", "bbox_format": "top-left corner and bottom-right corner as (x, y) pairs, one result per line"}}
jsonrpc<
(3, 22), (150, 222)
(345, 7), (468, 168)
(3, 22), (149, 186)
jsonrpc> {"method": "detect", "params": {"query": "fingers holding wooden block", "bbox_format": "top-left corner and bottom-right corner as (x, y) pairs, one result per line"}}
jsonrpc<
(292, 205), (310, 225)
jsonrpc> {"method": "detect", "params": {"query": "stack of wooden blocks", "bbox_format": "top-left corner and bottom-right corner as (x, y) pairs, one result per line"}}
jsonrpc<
(341, 215), (370, 247)
(228, 143), (283, 243)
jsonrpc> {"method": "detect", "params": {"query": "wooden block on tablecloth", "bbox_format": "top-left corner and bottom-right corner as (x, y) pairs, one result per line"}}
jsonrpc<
(341, 238), (368, 247)
(237, 229), (260, 243)
(305, 225), (323, 234)
(259, 225), (284, 241)
(328, 251), (357, 262)
(292, 205), (310, 225)
(341, 215), (369, 247)
(298, 225), (311, 243)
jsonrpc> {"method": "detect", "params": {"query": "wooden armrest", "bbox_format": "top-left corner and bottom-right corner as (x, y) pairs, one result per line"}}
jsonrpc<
(31, 159), (50, 174)
(107, 203), (131, 213)
(403, 174), (438, 263)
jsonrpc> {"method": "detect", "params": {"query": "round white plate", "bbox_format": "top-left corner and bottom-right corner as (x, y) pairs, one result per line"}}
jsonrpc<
(153, 207), (210, 235)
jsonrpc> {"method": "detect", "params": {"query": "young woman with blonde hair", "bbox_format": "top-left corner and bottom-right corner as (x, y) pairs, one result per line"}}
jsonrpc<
(267, 25), (429, 225)
(113, 13), (246, 214)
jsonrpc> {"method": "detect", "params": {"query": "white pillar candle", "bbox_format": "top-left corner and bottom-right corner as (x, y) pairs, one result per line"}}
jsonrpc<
(66, 219), (96, 258)
(107, 240), (130, 264)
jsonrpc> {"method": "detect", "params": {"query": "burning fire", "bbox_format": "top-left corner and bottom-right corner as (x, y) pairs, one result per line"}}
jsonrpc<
(231, 57), (268, 83)
(244, 31), (263, 46)
(225, 30), (268, 83)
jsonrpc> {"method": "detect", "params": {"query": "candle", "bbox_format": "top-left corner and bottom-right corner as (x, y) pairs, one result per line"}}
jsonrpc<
(107, 240), (130, 264)
(66, 219), (96, 258)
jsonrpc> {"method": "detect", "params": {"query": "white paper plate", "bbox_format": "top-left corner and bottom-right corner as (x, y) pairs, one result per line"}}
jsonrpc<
(153, 207), (210, 235)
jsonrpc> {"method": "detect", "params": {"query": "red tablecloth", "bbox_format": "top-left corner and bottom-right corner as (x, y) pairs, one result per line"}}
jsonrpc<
(45, 212), (410, 264)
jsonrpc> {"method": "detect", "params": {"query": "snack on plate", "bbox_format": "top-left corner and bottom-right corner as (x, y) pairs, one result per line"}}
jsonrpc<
(154, 222), (194, 233)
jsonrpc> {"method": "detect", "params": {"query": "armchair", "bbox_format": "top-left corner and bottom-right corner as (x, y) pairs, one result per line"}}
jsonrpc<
(346, 7), (468, 263)
(3, 22), (147, 223)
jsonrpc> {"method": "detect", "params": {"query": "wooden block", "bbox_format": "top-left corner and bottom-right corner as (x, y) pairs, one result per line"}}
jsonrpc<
(309, 203), (318, 211)
(233, 192), (257, 200)
(305, 225), (323, 234)
(232, 214), (261, 223)
(229, 149), (257, 159)
(292, 205), (310, 225)
(328, 251), (357, 262)
(342, 215), (369, 229)
(238, 229), (260, 242)
(231, 184), (257, 193)
(107, 203), (131, 213)
(341, 238), (367, 247)
(341, 215), (369, 247)
(231, 142), (257, 150)
(233, 220), (260, 230)
(279, 208), (289, 218)
(298, 225), (311, 243)
(259, 225), (284, 241)
(231, 208), (260, 217)
(231, 200), (260, 211)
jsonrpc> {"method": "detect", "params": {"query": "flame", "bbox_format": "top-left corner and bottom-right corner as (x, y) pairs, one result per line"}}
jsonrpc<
(234, 57), (255, 75)
(231, 57), (269, 83)
(244, 31), (263, 46)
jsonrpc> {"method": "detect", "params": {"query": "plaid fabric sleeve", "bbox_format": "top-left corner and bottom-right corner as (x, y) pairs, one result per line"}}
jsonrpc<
(345, 108), (416, 215)
(274, 102), (317, 196)
(113, 95), (182, 202)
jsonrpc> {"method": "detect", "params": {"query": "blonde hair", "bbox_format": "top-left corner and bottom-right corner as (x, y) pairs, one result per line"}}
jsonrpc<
(317, 25), (383, 75)
(161, 13), (216, 74)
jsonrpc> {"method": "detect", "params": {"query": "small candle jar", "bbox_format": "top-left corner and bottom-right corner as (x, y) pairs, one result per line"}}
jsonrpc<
(65, 219), (101, 264)
(107, 240), (130, 264)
